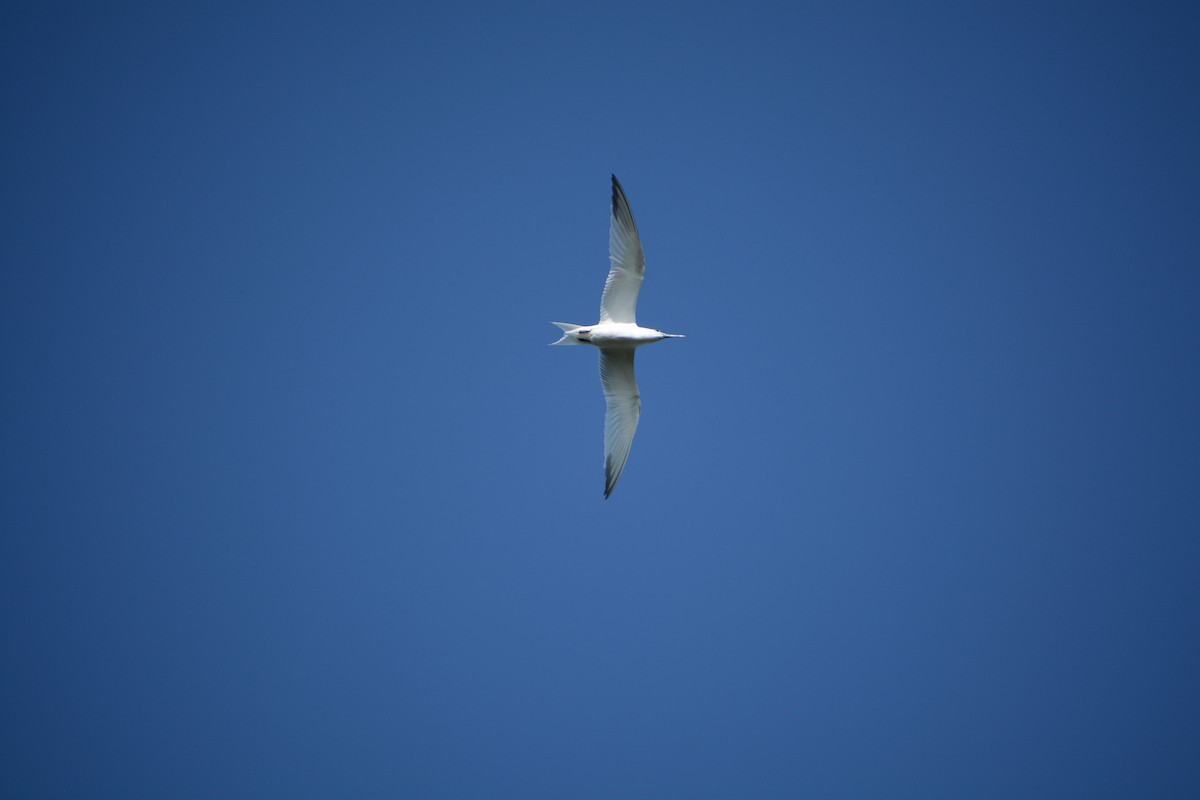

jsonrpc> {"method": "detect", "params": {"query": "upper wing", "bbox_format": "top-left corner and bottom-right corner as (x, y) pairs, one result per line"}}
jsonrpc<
(599, 348), (642, 498)
(599, 175), (645, 324)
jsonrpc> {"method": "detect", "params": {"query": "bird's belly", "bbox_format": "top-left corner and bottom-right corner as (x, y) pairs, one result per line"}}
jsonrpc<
(588, 325), (659, 347)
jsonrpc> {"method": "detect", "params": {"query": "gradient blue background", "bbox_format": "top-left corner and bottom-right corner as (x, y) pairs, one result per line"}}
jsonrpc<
(3, 1), (1199, 797)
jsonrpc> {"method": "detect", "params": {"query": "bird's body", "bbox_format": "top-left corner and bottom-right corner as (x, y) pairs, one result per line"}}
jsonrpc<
(551, 176), (684, 498)
(552, 321), (682, 348)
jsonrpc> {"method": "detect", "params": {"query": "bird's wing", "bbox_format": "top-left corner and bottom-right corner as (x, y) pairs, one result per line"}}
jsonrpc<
(599, 348), (641, 498)
(599, 175), (645, 324)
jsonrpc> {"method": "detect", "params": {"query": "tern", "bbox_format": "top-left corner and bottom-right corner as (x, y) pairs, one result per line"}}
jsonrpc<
(551, 175), (684, 498)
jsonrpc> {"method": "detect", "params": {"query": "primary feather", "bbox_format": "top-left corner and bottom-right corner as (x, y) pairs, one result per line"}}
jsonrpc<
(600, 176), (645, 325)
(600, 348), (641, 498)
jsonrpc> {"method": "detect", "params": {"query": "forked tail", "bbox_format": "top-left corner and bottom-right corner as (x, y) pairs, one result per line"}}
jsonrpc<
(549, 321), (585, 345)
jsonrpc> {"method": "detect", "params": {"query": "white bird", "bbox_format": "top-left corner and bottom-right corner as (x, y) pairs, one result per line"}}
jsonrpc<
(551, 175), (684, 498)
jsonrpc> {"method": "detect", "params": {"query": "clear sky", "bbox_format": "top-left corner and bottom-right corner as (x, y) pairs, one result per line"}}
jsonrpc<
(2, 1), (1198, 797)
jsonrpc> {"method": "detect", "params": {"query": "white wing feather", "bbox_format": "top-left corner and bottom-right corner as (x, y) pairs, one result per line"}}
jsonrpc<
(600, 175), (645, 324)
(599, 348), (641, 498)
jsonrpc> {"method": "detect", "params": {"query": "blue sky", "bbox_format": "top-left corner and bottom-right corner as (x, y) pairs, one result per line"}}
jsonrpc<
(2, 1), (1198, 797)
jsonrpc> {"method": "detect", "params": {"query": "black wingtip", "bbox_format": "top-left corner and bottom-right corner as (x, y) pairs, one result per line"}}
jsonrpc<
(610, 175), (632, 220)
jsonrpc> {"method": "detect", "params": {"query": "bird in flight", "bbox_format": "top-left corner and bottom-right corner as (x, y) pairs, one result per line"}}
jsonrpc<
(551, 175), (684, 498)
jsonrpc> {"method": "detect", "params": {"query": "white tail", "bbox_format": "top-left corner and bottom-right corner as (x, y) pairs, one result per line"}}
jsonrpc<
(549, 321), (585, 345)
